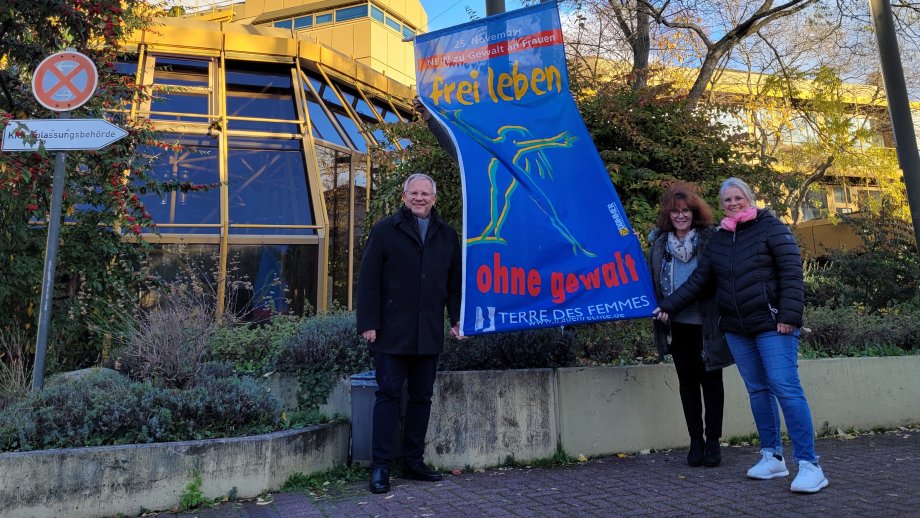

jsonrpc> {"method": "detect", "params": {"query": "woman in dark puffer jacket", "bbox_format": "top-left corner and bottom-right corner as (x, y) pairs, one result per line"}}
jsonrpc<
(653, 177), (828, 494)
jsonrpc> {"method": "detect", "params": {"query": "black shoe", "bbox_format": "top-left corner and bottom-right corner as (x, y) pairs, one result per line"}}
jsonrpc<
(403, 462), (443, 482)
(687, 437), (705, 467)
(369, 467), (390, 494)
(703, 437), (721, 467)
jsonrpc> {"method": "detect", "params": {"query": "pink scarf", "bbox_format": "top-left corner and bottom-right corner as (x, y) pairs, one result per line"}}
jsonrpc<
(720, 207), (758, 232)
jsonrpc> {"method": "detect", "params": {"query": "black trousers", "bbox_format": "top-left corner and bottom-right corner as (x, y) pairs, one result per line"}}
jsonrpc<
(670, 322), (724, 440)
(372, 352), (438, 468)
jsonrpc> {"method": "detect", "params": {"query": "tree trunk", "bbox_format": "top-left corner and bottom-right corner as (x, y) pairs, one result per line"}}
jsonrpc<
(631, 3), (650, 90)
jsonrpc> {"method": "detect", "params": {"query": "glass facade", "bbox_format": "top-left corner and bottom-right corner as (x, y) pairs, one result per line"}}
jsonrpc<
(336, 5), (368, 22)
(269, 2), (419, 40)
(138, 134), (221, 234)
(117, 30), (411, 318)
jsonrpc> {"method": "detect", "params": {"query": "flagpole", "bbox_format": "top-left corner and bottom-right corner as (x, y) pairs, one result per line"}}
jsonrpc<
(868, 0), (920, 251)
(486, 0), (505, 16)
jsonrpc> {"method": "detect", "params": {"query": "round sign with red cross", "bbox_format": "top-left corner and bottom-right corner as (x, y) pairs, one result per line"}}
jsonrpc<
(31, 51), (98, 111)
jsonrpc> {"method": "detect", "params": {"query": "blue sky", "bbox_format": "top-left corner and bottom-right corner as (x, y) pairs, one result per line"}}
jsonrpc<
(420, 0), (528, 32)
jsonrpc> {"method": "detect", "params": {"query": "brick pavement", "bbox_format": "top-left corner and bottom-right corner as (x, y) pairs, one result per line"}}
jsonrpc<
(168, 428), (920, 517)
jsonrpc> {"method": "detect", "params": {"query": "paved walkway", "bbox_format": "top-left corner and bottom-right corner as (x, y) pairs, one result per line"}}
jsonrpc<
(169, 428), (919, 517)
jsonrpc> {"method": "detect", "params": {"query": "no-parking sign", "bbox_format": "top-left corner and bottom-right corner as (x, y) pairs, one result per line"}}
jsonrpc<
(31, 50), (98, 111)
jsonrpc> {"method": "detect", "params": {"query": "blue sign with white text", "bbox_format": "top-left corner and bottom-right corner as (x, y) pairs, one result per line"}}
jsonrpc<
(415, 1), (656, 335)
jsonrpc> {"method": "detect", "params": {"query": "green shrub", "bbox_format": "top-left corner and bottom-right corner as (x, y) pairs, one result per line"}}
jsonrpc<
(572, 319), (656, 365)
(0, 369), (281, 452)
(439, 326), (576, 371)
(207, 315), (305, 374)
(271, 312), (370, 376)
(802, 304), (920, 357)
(270, 312), (371, 412)
(804, 212), (920, 313)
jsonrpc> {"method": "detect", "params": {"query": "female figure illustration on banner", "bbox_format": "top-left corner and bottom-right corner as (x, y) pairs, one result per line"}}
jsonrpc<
(437, 108), (592, 257)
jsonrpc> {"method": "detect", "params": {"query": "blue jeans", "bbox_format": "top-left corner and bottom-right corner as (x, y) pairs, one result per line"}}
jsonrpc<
(725, 330), (818, 464)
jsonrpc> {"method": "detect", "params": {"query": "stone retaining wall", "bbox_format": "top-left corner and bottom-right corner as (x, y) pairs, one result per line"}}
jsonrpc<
(3, 356), (918, 516)
(0, 424), (347, 518)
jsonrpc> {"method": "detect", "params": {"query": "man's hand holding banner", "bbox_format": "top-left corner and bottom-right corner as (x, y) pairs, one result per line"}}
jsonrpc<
(414, 1), (657, 335)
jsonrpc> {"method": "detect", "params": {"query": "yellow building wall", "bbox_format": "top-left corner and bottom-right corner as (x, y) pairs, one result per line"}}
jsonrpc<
(188, 0), (428, 86)
(298, 17), (412, 85)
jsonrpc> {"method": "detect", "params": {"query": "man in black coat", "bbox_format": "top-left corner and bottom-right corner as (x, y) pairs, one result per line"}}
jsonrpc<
(356, 172), (462, 494)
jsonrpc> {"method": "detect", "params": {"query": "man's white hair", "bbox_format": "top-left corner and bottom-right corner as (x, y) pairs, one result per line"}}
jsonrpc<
(403, 173), (437, 195)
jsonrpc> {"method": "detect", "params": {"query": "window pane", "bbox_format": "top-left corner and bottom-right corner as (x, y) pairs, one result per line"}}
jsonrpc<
(833, 186), (849, 204)
(385, 16), (401, 31)
(274, 19), (293, 29)
(148, 244), (219, 291)
(225, 61), (298, 133)
(800, 190), (824, 222)
(303, 75), (347, 146)
(227, 137), (315, 235)
(153, 56), (209, 87)
(310, 75), (367, 151)
(782, 116), (816, 144)
(336, 5), (367, 22)
(138, 134), (220, 234)
(370, 5), (384, 22)
(372, 127), (397, 150)
(306, 97), (347, 146)
(316, 13), (332, 24)
(402, 26), (414, 39)
(373, 100), (400, 123)
(334, 112), (368, 152)
(151, 90), (209, 119)
(317, 145), (352, 307)
(150, 56), (210, 119)
(226, 244), (318, 320)
(293, 15), (312, 28)
(115, 56), (138, 78)
(353, 96), (378, 120)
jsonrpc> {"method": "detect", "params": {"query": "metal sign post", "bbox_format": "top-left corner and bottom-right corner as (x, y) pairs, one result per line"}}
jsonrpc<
(12, 48), (116, 391)
(31, 112), (71, 391)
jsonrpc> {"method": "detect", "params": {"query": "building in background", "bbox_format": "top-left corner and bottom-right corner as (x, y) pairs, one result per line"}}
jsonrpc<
(176, 0), (424, 85)
(119, 2), (423, 317)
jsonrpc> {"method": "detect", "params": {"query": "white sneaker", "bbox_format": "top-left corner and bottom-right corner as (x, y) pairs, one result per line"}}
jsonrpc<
(791, 460), (828, 493)
(746, 450), (790, 479)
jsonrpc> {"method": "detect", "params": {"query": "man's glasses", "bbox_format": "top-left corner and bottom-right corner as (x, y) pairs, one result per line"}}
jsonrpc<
(669, 208), (692, 217)
(405, 191), (434, 198)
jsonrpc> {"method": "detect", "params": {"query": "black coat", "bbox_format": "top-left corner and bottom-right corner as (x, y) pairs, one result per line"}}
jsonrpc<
(649, 226), (732, 371)
(356, 206), (462, 355)
(659, 209), (805, 336)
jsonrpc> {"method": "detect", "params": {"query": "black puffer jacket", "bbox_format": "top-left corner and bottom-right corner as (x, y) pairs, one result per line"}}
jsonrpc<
(659, 209), (804, 336)
(649, 226), (732, 371)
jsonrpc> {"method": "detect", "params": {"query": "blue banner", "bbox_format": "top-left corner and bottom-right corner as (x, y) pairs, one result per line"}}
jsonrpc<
(415, 1), (656, 335)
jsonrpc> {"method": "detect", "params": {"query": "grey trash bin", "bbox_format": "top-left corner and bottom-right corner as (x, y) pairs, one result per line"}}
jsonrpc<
(349, 370), (408, 466)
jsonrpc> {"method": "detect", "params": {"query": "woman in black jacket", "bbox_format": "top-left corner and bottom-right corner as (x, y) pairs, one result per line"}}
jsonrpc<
(654, 177), (828, 494)
(649, 183), (731, 468)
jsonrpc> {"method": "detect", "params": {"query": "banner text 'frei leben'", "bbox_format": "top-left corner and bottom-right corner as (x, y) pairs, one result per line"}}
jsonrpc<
(415, 1), (657, 335)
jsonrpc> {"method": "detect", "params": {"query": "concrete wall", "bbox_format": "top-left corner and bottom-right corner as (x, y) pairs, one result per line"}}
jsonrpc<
(3, 356), (918, 516)
(802, 357), (920, 434)
(425, 369), (558, 468)
(420, 356), (920, 467)
(0, 424), (348, 518)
